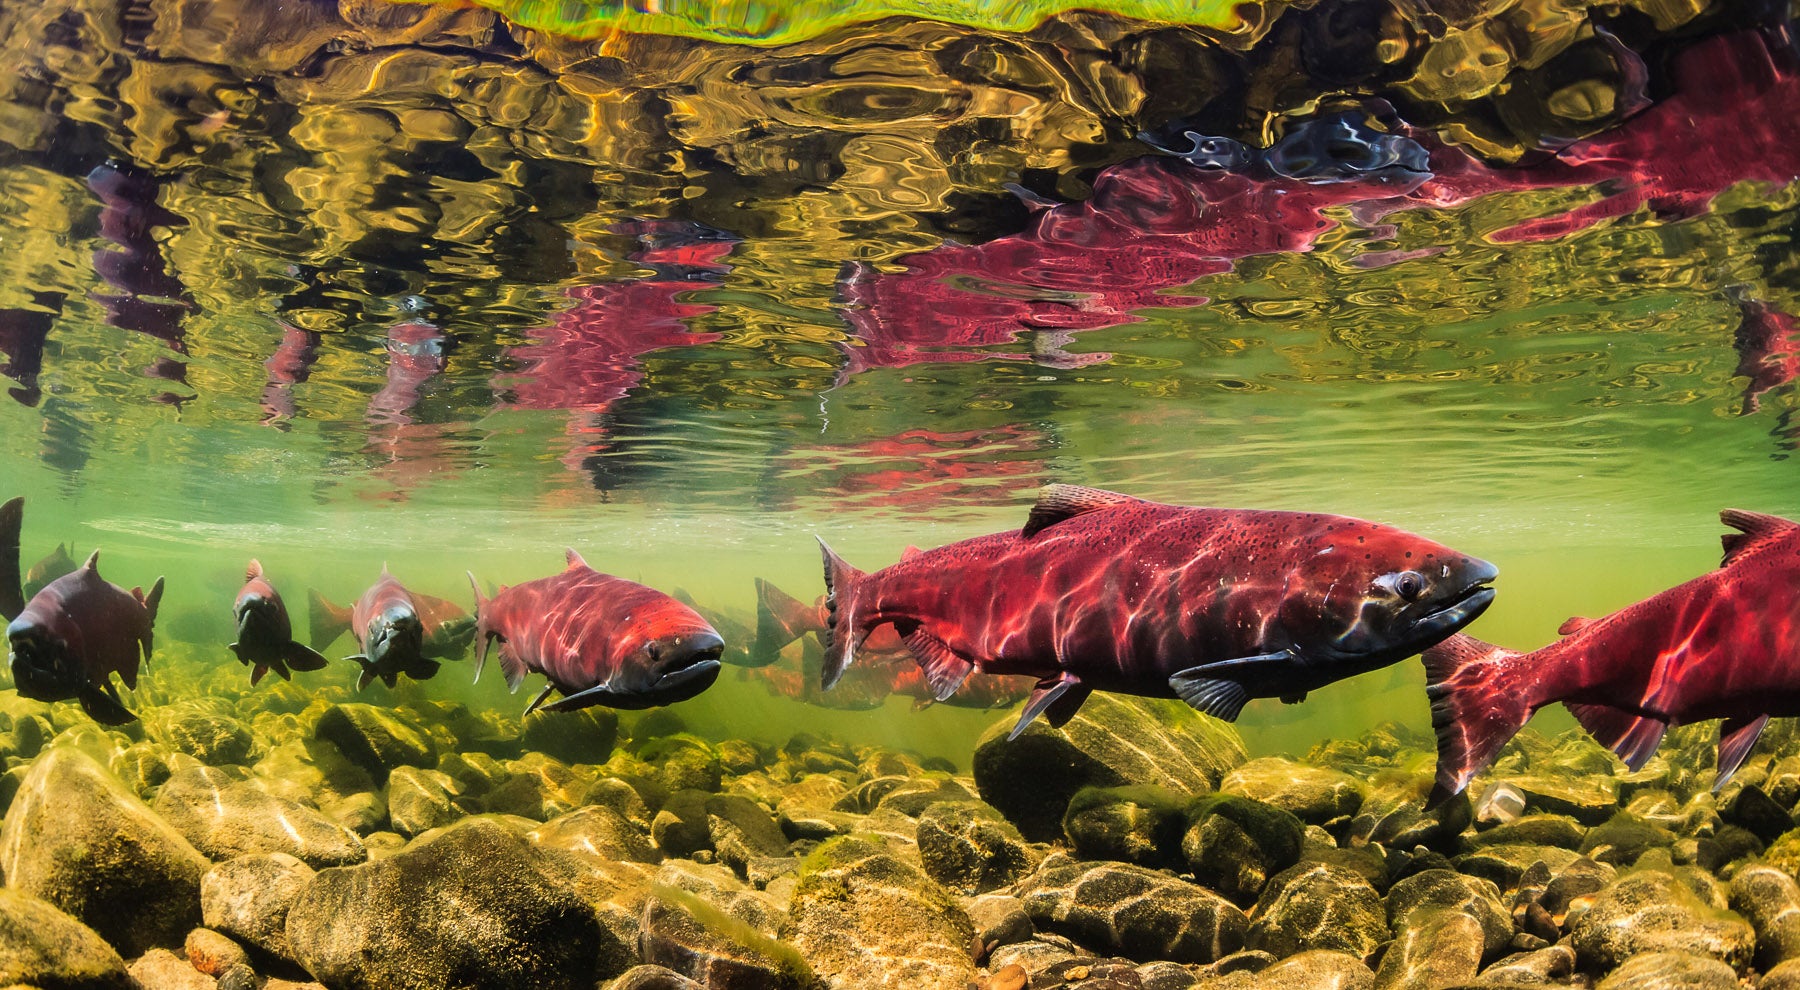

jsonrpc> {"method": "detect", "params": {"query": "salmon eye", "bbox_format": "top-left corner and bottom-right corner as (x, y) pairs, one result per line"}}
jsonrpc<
(1396, 571), (1425, 601)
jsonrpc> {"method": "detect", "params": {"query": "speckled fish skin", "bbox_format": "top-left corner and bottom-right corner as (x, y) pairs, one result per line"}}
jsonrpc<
(1423, 509), (1800, 806)
(819, 485), (1497, 736)
(6, 550), (161, 725)
(470, 549), (724, 714)
(229, 559), (328, 687)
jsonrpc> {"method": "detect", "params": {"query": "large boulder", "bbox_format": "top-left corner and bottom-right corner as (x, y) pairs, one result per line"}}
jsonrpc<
(1245, 863), (1387, 959)
(1181, 795), (1305, 906)
(1570, 868), (1754, 970)
(1061, 785), (1188, 869)
(0, 887), (136, 989)
(153, 708), (257, 766)
(916, 800), (1040, 894)
(784, 835), (975, 989)
(1219, 758), (1366, 826)
(1013, 857), (1248, 964)
(1728, 863), (1800, 969)
(0, 747), (209, 955)
(385, 765), (463, 837)
(153, 765), (367, 868)
(638, 861), (812, 990)
(531, 805), (660, 864)
(972, 695), (1245, 841)
(285, 817), (613, 989)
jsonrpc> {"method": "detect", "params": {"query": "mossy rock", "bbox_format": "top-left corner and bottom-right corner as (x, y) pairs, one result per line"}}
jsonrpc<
(1012, 857), (1247, 964)
(0, 887), (135, 989)
(314, 703), (436, 784)
(1061, 785), (1188, 869)
(1246, 863), (1387, 958)
(916, 800), (1040, 894)
(1181, 794), (1304, 905)
(786, 835), (976, 988)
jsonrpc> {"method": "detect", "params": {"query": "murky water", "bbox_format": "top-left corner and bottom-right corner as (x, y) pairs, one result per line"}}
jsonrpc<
(0, 1), (1796, 765)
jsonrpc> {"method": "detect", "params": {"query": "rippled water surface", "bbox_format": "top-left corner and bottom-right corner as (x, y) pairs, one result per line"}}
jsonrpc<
(0, 1), (1797, 759)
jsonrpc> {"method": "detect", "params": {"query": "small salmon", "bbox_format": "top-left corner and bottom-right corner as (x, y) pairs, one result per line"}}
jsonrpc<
(229, 559), (328, 686)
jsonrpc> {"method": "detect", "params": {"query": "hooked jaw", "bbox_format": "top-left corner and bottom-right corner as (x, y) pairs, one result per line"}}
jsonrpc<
(542, 629), (726, 713)
(1332, 556), (1499, 663)
(366, 609), (423, 671)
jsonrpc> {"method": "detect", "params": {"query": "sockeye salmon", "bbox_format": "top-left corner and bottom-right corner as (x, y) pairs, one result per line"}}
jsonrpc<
(818, 485), (1498, 736)
(229, 559), (328, 686)
(469, 549), (724, 714)
(6, 550), (162, 724)
(310, 567), (439, 690)
(25, 542), (76, 601)
(753, 574), (910, 666)
(1422, 509), (1800, 805)
(310, 582), (474, 667)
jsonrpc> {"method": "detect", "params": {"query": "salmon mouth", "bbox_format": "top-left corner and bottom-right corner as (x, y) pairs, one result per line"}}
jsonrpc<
(1410, 563), (1500, 644)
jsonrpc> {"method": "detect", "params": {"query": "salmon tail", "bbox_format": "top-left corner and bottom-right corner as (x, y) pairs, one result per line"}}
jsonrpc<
(1421, 633), (1533, 808)
(816, 537), (869, 690)
(309, 589), (352, 651)
(467, 571), (490, 684)
(752, 577), (819, 666)
(0, 495), (22, 621)
(140, 577), (164, 663)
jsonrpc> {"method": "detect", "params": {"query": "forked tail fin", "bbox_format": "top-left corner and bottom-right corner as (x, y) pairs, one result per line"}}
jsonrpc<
(467, 571), (490, 684)
(1421, 633), (1534, 808)
(309, 589), (352, 651)
(752, 577), (821, 666)
(816, 537), (868, 690)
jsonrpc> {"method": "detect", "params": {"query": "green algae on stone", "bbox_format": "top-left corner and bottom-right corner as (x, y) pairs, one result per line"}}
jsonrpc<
(0, 887), (135, 990)
(1013, 855), (1248, 964)
(915, 800), (1040, 894)
(786, 834), (976, 989)
(401, 0), (1270, 45)
(1061, 784), (1189, 869)
(641, 882), (816, 990)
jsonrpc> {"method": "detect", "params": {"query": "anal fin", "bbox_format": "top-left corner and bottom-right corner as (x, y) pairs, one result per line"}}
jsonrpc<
(902, 627), (973, 702)
(1715, 714), (1772, 789)
(1565, 701), (1667, 770)
(78, 684), (137, 725)
(1168, 670), (1252, 722)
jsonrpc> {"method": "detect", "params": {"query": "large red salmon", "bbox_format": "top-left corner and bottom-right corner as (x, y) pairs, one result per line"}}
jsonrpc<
(6, 550), (162, 724)
(229, 559), (328, 686)
(469, 549), (724, 714)
(1422, 509), (1800, 805)
(818, 485), (1497, 735)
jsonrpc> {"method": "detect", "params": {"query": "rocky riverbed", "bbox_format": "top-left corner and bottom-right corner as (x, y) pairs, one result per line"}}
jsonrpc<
(4, 676), (1800, 990)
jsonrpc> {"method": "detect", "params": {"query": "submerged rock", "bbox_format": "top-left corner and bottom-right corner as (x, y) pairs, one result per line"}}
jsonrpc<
(1570, 868), (1754, 970)
(784, 835), (976, 989)
(285, 817), (611, 989)
(1728, 863), (1800, 968)
(608, 966), (704, 990)
(385, 765), (463, 837)
(1246, 863), (1386, 959)
(128, 947), (217, 990)
(154, 765), (367, 867)
(1219, 758), (1366, 826)
(0, 887), (136, 990)
(185, 927), (250, 976)
(1248, 949), (1374, 990)
(201, 852), (314, 964)
(0, 747), (208, 955)
(154, 708), (257, 766)
(1592, 950), (1738, 990)
(1014, 857), (1248, 964)
(1061, 785), (1188, 869)
(638, 873), (811, 990)
(314, 703), (436, 783)
(972, 695), (1245, 841)
(1181, 794), (1305, 905)
(531, 805), (660, 864)
(916, 800), (1040, 894)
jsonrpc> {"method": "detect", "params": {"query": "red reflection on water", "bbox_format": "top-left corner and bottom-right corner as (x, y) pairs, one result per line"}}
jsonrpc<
(781, 424), (1050, 509)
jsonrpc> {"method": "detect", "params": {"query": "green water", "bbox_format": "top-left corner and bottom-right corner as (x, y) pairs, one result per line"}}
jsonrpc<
(0, 1), (1795, 766)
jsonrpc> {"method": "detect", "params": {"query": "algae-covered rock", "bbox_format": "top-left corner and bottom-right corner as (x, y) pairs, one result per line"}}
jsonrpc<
(972, 694), (1245, 841)
(1728, 863), (1800, 968)
(1465, 814), (1586, 851)
(0, 747), (208, 955)
(1370, 907), (1484, 990)
(1503, 774), (1618, 826)
(652, 789), (715, 859)
(531, 805), (660, 863)
(1570, 868), (1753, 970)
(784, 835), (976, 989)
(385, 765), (463, 837)
(184, 927), (249, 976)
(1246, 863), (1386, 959)
(1475, 944), (1575, 985)
(1061, 785), (1188, 869)
(1345, 776), (1471, 853)
(1382, 869), (1510, 956)
(704, 793), (789, 873)
(639, 877), (812, 990)
(1182, 794), (1305, 905)
(1013, 857), (1247, 964)
(154, 765), (367, 867)
(608, 966), (704, 990)
(155, 708), (257, 766)
(285, 817), (611, 989)
(1219, 758), (1366, 826)
(201, 852), (314, 964)
(1250, 949), (1375, 990)
(0, 887), (136, 989)
(314, 703), (436, 783)
(916, 800), (1040, 894)
(1578, 810), (1676, 866)
(1592, 950), (1737, 990)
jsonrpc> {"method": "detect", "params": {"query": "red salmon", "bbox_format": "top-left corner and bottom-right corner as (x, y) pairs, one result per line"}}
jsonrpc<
(229, 559), (328, 686)
(818, 485), (1497, 736)
(469, 550), (724, 714)
(1422, 509), (1800, 805)
(6, 550), (162, 724)
(309, 567), (438, 690)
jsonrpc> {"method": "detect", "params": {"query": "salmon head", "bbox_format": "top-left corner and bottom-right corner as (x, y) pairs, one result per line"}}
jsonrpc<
(1274, 519), (1498, 677)
(583, 591), (725, 709)
(6, 612), (83, 702)
(364, 603), (423, 673)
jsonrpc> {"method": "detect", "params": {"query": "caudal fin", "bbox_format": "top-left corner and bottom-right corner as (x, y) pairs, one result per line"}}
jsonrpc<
(0, 495), (22, 621)
(309, 589), (352, 650)
(816, 538), (869, 690)
(752, 577), (821, 666)
(1421, 633), (1534, 807)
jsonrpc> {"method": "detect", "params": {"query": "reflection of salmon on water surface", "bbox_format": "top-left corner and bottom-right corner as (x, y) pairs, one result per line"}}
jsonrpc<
(815, 485), (1497, 734)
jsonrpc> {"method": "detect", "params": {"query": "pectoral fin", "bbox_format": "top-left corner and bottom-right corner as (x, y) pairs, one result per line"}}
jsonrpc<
(1715, 714), (1771, 789)
(524, 682), (558, 716)
(902, 627), (973, 702)
(78, 684), (137, 725)
(1168, 671), (1252, 722)
(284, 640), (330, 673)
(1007, 672), (1090, 740)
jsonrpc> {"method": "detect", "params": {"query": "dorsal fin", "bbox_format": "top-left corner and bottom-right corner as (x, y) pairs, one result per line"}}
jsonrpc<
(1022, 485), (1141, 538)
(380, 562), (392, 578)
(565, 548), (589, 570)
(1720, 509), (1799, 565)
(1557, 616), (1592, 636)
(246, 559), (264, 581)
(900, 545), (922, 561)
(82, 549), (100, 572)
